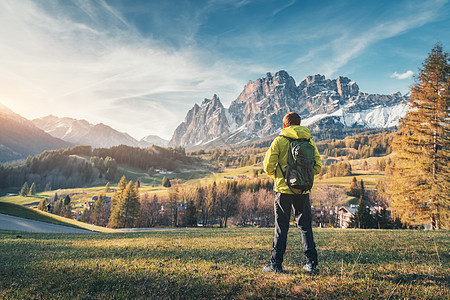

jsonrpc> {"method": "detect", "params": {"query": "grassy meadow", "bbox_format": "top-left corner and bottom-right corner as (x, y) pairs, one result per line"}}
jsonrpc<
(0, 228), (448, 299)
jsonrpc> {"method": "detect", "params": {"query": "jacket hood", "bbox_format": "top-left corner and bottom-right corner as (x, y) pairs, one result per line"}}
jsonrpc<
(280, 125), (311, 139)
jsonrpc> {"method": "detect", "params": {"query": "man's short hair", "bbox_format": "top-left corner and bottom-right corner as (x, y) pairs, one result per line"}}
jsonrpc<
(283, 112), (301, 127)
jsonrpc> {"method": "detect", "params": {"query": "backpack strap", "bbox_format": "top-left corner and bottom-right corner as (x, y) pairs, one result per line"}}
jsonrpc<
(279, 134), (293, 142)
(279, 135), (310, 143)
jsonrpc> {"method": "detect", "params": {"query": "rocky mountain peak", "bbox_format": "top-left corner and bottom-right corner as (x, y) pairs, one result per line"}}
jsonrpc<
(273, 70), (297, 88)
(336, 76), (360, 98)
(169, 95), (229, 147)
(170, 71), (409, 149)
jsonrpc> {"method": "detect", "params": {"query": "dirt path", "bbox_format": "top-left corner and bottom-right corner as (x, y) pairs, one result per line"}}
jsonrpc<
(0, 213), (90, 233)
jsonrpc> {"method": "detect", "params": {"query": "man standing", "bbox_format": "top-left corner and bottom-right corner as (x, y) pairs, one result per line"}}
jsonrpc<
(262, 112), (322, 273)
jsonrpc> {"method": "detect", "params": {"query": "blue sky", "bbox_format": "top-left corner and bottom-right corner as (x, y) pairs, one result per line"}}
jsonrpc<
(0, 0), (448, 140)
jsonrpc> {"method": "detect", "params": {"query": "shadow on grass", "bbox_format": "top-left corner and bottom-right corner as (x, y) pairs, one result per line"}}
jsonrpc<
(0, 229), (448, 299)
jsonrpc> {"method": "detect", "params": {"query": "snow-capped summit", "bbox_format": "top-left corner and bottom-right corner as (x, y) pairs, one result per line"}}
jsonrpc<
(169, 71), (409, 148)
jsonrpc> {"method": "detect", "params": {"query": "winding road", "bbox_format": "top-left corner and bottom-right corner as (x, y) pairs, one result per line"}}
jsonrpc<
(0, 213), (90, 233)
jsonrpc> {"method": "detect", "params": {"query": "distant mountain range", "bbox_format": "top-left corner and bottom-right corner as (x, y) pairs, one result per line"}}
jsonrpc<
(0, 103), (71, 162)
(0, 70), (410, 162)
(32, 115), (168, 149)
(32, 115), (169, 148)
(0, 105), (169, 162)
(169, 71), (409, 148)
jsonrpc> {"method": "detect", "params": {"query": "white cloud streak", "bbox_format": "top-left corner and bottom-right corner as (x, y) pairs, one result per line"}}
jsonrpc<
(273, 0), (297, 16)
(0, 0), (254, 140)
(391, 70), (414, 80)
(296, 0), (447, 78)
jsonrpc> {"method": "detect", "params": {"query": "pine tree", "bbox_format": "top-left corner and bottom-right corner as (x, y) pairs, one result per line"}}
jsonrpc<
(351, 180), (374, 229)
(28, 182), (36, 196)
(122, 181), (141, 228)
(37, 199), (47, 211)
(349, 177), (359, 197)
(108, 180), (140, 228)
(105, 182), (111, 193)
(20, 182), (29, 196)
(90, 194), (110, 227)
(168, 186), (179, 227)
(108, 176), (127, 228)
(207, 182), (217, 225)
(388, 43), (450, 229)
(195, 186), (207, 226)
(162, 177), (171, 187)
(63, 195), (71, 206)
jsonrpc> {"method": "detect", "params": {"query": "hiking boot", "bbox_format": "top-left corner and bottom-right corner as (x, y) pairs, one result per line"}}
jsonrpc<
(262, 264), (284, 273)
(302, 261), (317, 273)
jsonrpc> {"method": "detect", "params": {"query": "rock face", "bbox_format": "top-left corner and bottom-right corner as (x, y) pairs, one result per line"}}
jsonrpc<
(228, 71), (299, 138)
(0, 103), (70, 162)
(169, 94), (230, 147)
(169, 71), (409, 148)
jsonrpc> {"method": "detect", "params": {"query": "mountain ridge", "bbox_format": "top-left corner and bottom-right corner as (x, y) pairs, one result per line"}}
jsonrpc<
(32, 115), (169, 148)
(169, 71), (409, 148)
(0, 104), (71, 162)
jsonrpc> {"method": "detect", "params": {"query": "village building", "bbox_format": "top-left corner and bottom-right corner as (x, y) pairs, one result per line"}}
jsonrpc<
(337, 205), (357, 228)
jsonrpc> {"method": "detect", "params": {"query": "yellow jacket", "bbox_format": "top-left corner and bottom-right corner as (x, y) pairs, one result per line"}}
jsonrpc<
(263, 125), (322, 194)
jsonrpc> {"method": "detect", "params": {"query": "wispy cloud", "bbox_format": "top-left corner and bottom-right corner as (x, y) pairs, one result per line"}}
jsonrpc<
(391, 70), (414, 80)
(273, 0), (296, 16)
(296, 0), (447, 78)
(0, 0), (254, 139)
(0, 0), (447, 139)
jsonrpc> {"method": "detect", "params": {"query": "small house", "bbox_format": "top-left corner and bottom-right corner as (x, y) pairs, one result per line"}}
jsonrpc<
(337, 205), (357, 228)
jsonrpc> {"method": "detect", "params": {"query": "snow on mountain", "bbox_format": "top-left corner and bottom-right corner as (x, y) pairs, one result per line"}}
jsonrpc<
(302, 101), (409, 129)
(170, 71), (410, 148)
(32, 116), (166, 149)
(139, 135), (169, 147)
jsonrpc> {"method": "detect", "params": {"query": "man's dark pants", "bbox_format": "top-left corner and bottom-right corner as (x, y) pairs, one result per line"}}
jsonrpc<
(270, 192), (318, 268)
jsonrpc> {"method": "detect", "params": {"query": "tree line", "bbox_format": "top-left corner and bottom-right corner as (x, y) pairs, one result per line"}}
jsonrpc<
(0, 144), (191, 192)
(94, 145), (190, 172)
(0, 149), (101, 190)
(77, 177), (275, 228)
(317, 132), (394, 159)
(189, 148), (265, 168)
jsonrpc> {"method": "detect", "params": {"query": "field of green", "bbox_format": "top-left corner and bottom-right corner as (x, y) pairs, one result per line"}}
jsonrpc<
(0, 228), (448, 299)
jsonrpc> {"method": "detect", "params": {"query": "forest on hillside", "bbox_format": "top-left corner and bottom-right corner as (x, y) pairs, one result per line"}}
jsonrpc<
(0, 130), (396, 193)
(0, 144), (192, 191)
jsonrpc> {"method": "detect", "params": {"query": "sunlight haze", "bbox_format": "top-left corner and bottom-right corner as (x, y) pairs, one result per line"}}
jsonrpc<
(0, 0), (448, 140)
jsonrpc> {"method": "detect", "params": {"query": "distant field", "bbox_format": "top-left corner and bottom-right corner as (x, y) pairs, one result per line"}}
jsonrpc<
(0, 228), (448, 299)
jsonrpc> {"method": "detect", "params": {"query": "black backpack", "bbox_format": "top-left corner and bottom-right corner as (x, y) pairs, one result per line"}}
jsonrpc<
(278, 135), (316, 193)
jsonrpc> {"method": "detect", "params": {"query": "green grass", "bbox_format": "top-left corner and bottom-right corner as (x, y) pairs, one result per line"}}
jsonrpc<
(0, 228), (448, 299)
(0, 202), (117, 233)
